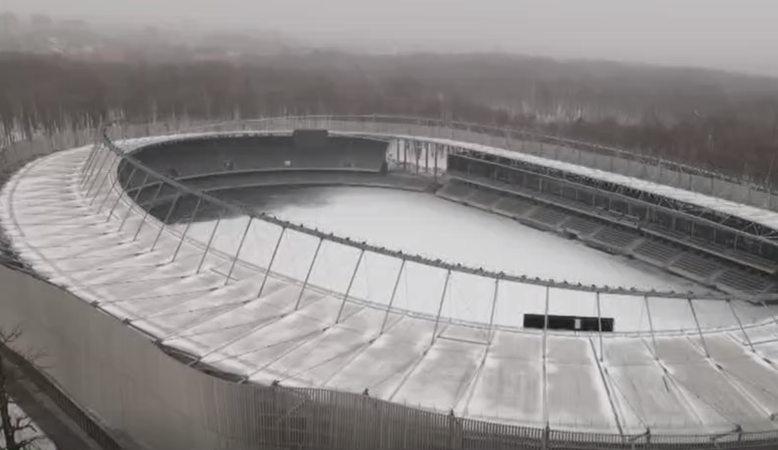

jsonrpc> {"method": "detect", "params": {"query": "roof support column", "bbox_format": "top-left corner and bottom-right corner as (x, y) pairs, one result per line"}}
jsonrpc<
(488, 277), (500, 344)
(119, 172), (150, 232)
(84, 146), (111, 195)
(430, 269), (452, 346)
(644, 295), (659, 359)
(195, 210), (223, 273)
(380, 259), (406, 335)
(151, 192), (180, 252)
(596, 292), (604, 361)
(294, 238), (323, 310)
(80, 144), (101, 186)
(106, 165), (137, 221)
(335, 249), (365, 324)
(728, 300), (755, 353)
(256, 227), (287, 299)
(171, 197), (202, 263)
(133, 180), (165, 242)
(224, 216), (252, 285)
(93, 156), (120, 210)
(688, 298), (711, 358)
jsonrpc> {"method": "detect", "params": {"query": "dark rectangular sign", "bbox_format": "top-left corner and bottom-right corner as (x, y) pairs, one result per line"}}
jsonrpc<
(523, 314), (614, 332)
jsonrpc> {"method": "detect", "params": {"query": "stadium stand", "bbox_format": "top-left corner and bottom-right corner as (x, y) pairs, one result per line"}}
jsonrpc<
(632, 240), (684, 267)
(526, 207), (569, 229)
(448, 151), (778, 278)
(120, 130), (778, 297)
(589, 227), (643, 254)
(466, 189), (502, 209)
(669, 253), (723, 284)
(641, 223), (778, 274)
(133, 134), (389, 179)
(716, 268), (774, 295)
(436, 181), (473, 203)
(560, 215), (603, 238)
(491, 196), (536, 218)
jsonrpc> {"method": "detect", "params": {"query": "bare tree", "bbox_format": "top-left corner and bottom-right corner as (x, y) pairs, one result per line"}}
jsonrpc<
(0, 326), (46, 450)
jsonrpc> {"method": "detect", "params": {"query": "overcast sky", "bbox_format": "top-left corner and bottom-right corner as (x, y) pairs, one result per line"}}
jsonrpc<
(5, 0), (778, 75)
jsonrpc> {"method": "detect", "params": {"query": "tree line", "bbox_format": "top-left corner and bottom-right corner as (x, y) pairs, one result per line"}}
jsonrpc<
(1, 51), (778, 185)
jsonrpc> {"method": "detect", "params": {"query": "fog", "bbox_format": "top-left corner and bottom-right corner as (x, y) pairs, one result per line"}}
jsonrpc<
(4, 0), (778, 75)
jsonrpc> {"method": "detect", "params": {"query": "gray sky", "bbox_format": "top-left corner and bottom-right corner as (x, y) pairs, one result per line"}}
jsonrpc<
(5, 0), (778, 75)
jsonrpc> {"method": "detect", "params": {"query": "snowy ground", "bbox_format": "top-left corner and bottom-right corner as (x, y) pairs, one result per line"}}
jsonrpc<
(230, 186), (702, 292)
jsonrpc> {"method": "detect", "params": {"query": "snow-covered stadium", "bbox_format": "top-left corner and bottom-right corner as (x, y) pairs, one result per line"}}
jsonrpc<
(4, 116), (778, 449)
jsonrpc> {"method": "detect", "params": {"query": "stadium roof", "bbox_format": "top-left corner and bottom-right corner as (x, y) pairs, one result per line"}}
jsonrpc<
(4, 133), (778, 435)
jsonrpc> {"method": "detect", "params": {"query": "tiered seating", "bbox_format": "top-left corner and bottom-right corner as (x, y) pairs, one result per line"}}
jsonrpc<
(527, 207), (568, 228)
(642, 223), (689, 242)
(561, 216), (602, 238)
(466, 190), (501, 209)
(728, 250), (778, 273)
(670, 253), (722, 283)
(632, 240), (683, 266)
(451, 171), (642, 232)
(437, 182), (472, 201)
(492, 197), (535, 218)
(589, 227), (642, 253)
(135, 135), (388, 179)
(641, 223), (778, 275)
(716, 269), (773, 295)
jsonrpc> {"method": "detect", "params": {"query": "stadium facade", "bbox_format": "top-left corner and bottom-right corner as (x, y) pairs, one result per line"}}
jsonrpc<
(3, 116), (778, 449)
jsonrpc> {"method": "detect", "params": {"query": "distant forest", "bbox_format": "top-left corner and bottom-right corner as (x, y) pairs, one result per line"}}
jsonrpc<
(2, 51), (778, 185)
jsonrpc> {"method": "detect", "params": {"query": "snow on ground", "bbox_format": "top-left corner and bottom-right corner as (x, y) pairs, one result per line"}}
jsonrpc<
(176, 186), (707, 326)
(242, 186), (700, 291)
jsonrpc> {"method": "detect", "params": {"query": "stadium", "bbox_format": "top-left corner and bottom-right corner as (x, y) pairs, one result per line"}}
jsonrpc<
(4, 115), (778, 449)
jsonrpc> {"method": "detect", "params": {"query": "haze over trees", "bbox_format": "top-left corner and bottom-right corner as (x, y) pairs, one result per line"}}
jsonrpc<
(1, 45), (778, 185)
